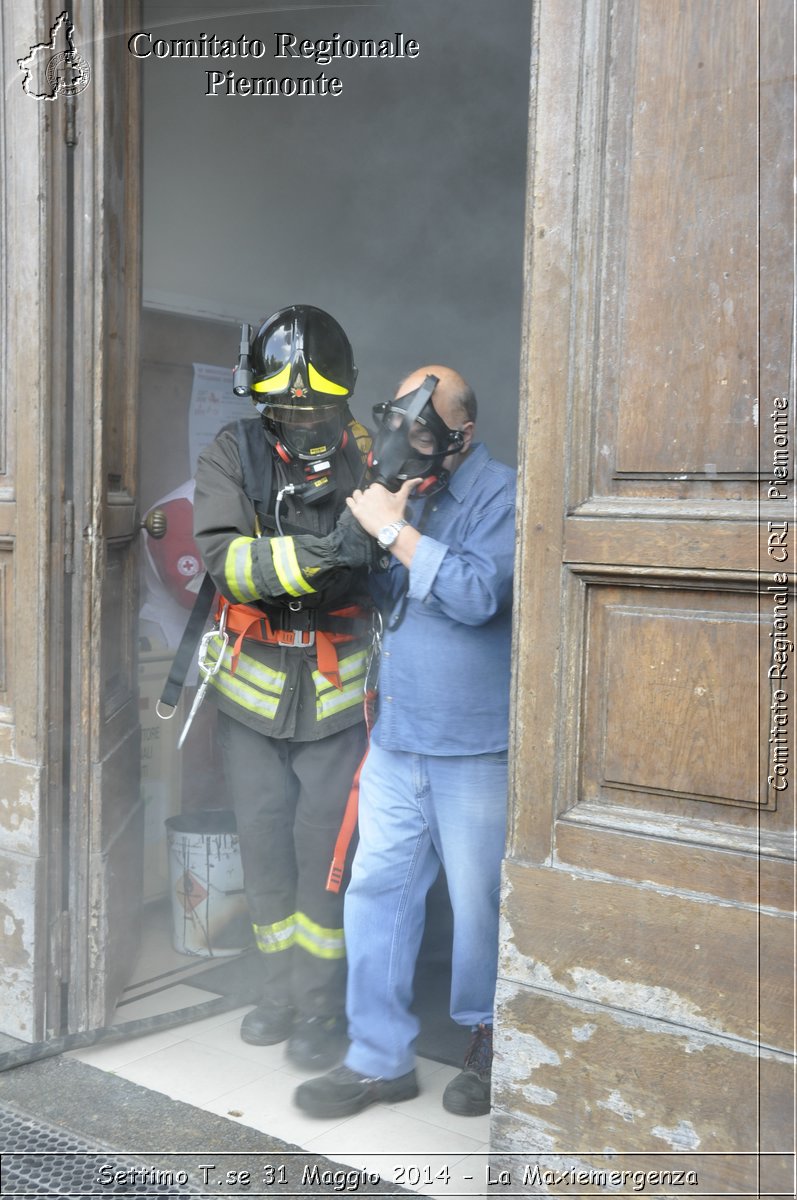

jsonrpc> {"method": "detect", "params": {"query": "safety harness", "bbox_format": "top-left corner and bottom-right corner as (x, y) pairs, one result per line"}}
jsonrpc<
(218, 596), (369, 691)
(224, 413), (372, 690)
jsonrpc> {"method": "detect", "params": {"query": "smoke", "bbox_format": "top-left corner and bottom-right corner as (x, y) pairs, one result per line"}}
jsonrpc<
(141, 0), (531, 467)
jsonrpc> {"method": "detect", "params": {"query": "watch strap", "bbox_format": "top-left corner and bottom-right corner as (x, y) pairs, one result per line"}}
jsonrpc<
(377, 518), (408, 550)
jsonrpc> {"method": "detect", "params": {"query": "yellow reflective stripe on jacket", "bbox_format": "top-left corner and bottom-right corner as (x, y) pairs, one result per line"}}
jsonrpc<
(207, 643), (284, 719)
(312, 648), (368, 691)
(207, 640), (285, 696)
(295, 912), (345, 960)
(224, 536), (259, 602)
(312, 649), (367, 720)
(253, 915), (295, 955)
(271, 536), (316, 598)
(253, 913), (344, 959)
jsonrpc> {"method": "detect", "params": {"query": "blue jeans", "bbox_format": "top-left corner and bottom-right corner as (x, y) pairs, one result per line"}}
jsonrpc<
(343, 742), (508, 1079)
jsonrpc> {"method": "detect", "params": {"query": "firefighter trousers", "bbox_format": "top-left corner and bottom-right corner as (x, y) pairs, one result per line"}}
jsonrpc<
(217, 710), (367, 1019)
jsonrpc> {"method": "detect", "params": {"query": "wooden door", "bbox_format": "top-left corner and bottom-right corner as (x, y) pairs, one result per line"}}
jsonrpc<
(0, 0), (141, 1040)
(63, 0), (143, 1030)
(493, 2), (794, 1194)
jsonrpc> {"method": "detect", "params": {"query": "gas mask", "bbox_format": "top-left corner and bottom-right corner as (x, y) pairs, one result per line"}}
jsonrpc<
(369, 375), (465, 494)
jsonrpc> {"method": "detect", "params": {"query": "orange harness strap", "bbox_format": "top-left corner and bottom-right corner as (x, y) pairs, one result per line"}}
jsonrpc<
(216, 598), (364, 690)
(326, 687), (378, 894)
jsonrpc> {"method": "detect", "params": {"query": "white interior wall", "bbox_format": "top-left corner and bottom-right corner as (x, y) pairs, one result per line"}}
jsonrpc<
(140, 0), (531, 466)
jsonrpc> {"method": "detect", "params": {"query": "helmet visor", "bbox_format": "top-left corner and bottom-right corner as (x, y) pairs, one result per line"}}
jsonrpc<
(266, 403), (345, 459)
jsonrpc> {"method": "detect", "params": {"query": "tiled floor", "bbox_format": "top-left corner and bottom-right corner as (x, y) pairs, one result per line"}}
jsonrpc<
(67, 905), (490, 1195)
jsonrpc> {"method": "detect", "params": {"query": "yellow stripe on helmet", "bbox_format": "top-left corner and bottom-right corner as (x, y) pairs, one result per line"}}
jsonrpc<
(308, 362), (350, 396)
(251, 363), (291, 393)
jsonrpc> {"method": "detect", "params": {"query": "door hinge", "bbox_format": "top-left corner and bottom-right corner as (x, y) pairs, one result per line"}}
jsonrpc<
(52, 910), (70, 983)
(64, 499), (75, 574)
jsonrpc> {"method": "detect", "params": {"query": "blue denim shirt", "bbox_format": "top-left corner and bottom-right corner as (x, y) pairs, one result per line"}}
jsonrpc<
(371, 442), (516, 755)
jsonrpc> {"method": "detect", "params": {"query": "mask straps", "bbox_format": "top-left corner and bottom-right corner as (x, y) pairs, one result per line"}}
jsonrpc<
(398, 375), (438, 429)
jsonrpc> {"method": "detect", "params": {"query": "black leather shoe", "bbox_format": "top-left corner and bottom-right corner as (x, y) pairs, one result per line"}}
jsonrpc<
(294, 1065), (419, 1118)
(286, 1014), (348, 1070)
(442, 1022), (493, 1116)
(441, 1067), (491, 1115)
(240, 1003), (295, 1046)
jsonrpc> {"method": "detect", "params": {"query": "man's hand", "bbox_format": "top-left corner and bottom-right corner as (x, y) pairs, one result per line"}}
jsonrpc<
(346, 478), (421, 538)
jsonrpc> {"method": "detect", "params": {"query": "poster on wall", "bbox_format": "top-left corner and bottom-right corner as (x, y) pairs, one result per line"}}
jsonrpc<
(188, 363), (253, 476)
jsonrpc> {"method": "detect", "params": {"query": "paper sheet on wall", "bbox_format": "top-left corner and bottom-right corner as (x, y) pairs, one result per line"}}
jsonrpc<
(188, 363), (254, 476)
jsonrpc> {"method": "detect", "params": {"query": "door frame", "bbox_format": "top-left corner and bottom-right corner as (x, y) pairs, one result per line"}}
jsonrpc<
(0, 0), (144, 1041)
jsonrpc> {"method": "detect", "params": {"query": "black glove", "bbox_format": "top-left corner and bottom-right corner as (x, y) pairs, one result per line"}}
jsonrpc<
(332, 507), (379, 569)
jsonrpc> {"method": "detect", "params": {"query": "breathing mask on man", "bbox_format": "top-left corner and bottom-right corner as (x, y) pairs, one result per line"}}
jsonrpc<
(369, 375), (465, 495)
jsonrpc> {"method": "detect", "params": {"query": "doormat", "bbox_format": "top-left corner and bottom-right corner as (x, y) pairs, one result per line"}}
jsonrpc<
(0, 1100), (204, 1196)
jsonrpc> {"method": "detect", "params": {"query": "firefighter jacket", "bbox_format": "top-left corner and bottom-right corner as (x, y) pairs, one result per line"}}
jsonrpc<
(193, 416), (372, 741)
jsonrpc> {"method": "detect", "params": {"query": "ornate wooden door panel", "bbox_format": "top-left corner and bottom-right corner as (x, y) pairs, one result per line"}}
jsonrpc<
(494, 1), (794, 1192)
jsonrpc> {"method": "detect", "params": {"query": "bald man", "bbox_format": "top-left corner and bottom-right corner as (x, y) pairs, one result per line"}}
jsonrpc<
(295, 366), (516, 1119)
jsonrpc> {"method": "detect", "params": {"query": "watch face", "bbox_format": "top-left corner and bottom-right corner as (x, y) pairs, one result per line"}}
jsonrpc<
(378, 524), (397, 546)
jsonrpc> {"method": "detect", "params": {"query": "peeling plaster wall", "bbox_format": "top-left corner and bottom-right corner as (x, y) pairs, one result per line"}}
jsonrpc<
(492, 868), (795, 1194)
(0, 767), (45, 1040)
(0, 0), (54, 1044)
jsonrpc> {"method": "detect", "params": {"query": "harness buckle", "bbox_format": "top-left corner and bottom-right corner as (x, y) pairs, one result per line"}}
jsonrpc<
(279, 602), (316, 638)
(289, 629), (315, 648)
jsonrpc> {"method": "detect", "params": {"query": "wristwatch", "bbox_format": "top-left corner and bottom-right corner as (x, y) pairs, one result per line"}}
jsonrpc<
(376, 519), (408, 550)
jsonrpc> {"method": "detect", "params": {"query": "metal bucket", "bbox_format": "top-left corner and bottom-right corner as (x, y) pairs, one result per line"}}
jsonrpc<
(165, 809), (251, 957)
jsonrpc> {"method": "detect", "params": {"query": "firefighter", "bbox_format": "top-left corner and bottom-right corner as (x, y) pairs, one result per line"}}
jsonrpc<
(192, 305), (376, 1071)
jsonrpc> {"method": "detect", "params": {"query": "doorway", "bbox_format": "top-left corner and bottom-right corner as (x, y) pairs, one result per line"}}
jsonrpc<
(130, 0), (531, 1061)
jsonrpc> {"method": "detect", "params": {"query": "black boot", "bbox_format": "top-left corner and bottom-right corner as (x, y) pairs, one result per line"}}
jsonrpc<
(442, 1023), (493, 1116)
(240, 1001), (295, 1046)
(286, 1014), (348, 1070)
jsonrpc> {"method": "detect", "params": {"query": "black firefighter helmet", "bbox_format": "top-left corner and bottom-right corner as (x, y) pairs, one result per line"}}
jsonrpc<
(249, 304), (358, 461)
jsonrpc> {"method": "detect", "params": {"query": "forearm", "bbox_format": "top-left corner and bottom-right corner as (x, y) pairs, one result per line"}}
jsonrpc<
(194, 448), (347, 605)
(407, 533), (513, 625)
